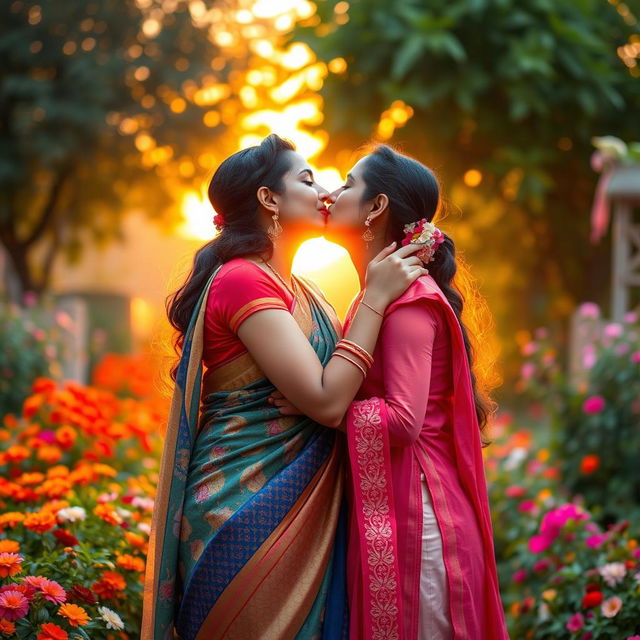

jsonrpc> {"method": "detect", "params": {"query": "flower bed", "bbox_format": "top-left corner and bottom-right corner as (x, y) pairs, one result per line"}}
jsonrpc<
(0, 378), (164, 638)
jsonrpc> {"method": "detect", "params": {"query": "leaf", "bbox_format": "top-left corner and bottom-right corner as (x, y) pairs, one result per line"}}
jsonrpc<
(391, 35), (425, 80)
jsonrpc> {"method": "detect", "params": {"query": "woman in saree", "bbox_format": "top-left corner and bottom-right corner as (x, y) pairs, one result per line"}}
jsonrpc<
(142, 134), (428, 640)
(316, 145), (508, 639)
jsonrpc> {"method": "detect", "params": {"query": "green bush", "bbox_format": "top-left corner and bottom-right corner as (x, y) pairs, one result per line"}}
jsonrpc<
(518, 304), (640, 524)
(0, 301), (62, 417)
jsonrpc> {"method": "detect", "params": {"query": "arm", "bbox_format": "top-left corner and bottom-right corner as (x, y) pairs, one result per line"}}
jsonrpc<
(378, 300), (438, 446)
(238, 244), (428, 428)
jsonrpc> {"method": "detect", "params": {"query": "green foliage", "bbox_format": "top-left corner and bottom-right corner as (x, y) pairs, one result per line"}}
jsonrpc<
(0, 0), (223, 296)
(295, 0), (640, 377)
(518, 305), (640, 524)
(0, 301), (60, 416)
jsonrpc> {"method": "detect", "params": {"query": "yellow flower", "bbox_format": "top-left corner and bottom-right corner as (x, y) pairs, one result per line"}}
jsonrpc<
(536, 448), (550, 462)
(542, 589), (557, 601)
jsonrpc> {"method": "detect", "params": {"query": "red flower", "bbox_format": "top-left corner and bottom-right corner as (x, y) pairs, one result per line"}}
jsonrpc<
(68, 585), (96, 605)
(213, 214), (224, 230)
(582, 591), (603, 608)
(580, 454), (600, 475)
(52, 529), (79, 547)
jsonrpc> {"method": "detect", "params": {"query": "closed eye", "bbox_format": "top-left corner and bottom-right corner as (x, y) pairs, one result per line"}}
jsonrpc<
(302, 180), (314, 186)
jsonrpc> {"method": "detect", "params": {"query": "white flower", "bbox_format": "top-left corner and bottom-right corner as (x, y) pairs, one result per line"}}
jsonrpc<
(138, 522), (151, 535)
(503, 447), (528, 471)
(598, 562), (627, 587)
(98, 606), (125, 631)
(132, 496), (154, 511)
(56, 507), (87, 523)
(116, 507), (132, 519)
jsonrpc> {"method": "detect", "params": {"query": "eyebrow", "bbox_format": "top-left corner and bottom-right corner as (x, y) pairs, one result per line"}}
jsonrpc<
(346, 173), (353, 181)
(298, 168), (314, 178)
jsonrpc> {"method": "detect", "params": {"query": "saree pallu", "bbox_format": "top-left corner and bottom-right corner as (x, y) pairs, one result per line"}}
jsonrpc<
(346, 277), (508, 640)
(143, 271), (348, 640)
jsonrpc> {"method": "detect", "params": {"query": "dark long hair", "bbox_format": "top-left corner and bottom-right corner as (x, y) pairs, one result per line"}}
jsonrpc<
(361, 145), (494, 437)
(166, 134), (296, 376)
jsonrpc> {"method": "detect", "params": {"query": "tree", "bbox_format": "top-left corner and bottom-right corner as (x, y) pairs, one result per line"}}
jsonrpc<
(295, 0), (640, 379)
(0, 0), (227, 300)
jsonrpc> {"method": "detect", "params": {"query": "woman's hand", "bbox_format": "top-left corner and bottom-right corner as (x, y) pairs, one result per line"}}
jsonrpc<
(364, 242), (429, 310)
(268, 390), (303, 416)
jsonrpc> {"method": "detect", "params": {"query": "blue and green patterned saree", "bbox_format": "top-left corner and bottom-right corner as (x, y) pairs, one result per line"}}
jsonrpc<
(142, 270), (348, 640)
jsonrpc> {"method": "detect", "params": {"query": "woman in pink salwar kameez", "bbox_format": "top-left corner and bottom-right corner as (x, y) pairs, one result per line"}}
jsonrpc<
(326, 145), (509, 640)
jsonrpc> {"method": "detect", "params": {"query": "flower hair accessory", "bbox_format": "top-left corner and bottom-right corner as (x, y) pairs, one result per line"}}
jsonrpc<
(401, 218), (445, 265)
(213, 214), (224, 231)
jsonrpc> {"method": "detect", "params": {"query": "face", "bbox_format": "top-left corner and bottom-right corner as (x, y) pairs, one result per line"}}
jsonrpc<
(273, 151), (330, 233)
(324, 156), (371, 243)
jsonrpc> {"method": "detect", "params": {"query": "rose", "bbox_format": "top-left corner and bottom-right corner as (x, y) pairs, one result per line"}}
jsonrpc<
(583, 396), (606, 415)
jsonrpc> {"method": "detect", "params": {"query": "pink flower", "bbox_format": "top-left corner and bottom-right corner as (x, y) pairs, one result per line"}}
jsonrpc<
(582, 344), (597, 369)
(512, 569), (527, 583)
(601, 595), (622, 618)
(533, 559), (551, 573)
(599, 562), (626, 587)
(505, 485), (526, 498)
(534, 327), (548, 340)
(586, 533), (610, 548)
(615, 343), (630, 355)
(626, 636), (640, 640)
(22, 576), (48, 590)
(631, 351), (640, 364)
(624, 311), (637, 323)
(579, 303), (600, 319)
(583, 395), (606, 414)
(518, 500), (536, 513)
(0, 589), (29, 620)
(604, 322), (623, 338)
(521, 342), (537, 356)
(529, 534), (553, 553)
(520, 363), (536, 380)
(39, 579), (67, 604)
(566, 612), (584, 632)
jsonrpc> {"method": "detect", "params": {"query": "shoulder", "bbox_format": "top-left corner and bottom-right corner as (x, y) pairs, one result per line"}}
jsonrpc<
(386, 275), (446, 320)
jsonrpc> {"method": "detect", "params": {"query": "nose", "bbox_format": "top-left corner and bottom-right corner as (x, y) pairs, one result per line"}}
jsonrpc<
(326, 189), (340, 203)
(313, 182), (330, 202)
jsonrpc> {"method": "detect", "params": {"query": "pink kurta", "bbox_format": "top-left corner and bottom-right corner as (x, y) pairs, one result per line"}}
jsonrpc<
(345, 276), (508, 640)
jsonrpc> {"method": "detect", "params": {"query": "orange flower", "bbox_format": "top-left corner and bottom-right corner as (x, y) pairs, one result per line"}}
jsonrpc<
(37, 622), (68, 640)
(102, 571), (126, 591)
(17, 472), (45, 486)
(0, 513), (25, 528)
(124, 532), (147, 550)
(0, 541), (19, 553)
(580, 454), (600, 475)
(93, 570), (127, 600)
(58, 603), (90, 627)
(55, 426), (77, 450)
(116, 554), (145, 572)
(37, 446), (62, 464)
(0, 619), (16, 635)
(4, 446), (30, 464)
(93, 464), (117, 478)
(93, 504), (123, 526)
(32, 378), (58, 394)
(23, 394), (44, 418)
(0, 553), (23, 577)
(24, 511), (56, 533)
(37, 478), (72, 500)
(47, 465), (70, 479)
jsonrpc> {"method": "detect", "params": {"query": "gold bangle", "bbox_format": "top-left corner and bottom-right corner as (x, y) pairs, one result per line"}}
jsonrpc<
(336, 339), (374, 368)
(333, 351), (368, 378)
(360, 299), (384, 318)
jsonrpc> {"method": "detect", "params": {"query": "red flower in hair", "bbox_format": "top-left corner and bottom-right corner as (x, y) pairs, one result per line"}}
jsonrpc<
(213, 214), (224, 230)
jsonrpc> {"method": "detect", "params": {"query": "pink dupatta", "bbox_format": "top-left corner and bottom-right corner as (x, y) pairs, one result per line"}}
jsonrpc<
(346, 277), (507, 640)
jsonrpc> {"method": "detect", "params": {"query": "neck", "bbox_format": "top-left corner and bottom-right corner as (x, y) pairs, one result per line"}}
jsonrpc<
(348, 235), (388, 289)
(265, 236), (296, 283)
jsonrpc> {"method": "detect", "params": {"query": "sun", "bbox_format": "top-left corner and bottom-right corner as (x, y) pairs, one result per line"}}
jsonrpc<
(179, 191), (216, 241)
(293, 238), (360, 320)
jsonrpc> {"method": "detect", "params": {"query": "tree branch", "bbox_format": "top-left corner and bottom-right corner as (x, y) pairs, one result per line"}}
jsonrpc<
(22, 166), (71, 248)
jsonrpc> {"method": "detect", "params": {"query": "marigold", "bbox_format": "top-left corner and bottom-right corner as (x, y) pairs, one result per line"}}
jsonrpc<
(47, 465), (70, 479)
(0, 541), (19, 554)
(37, 446), (62, 464)
(37, 478), (73, 500)
(37, 622), (68, 640)
(93, 463), (118, 478)
(0, 513), (25, 529)
(17, 472), (45, 486)
(94, 504), (123, 526)
(0, 553), (23, 578)
(58, 603), (90, 627)
(24, 511), (56, 533)
(116, 554), (145, 572)
(0, 589), (29, 620)
(4, 446), (30, 464)
(0, 619), (16, 635)
(124, 531), (147, 550)
(55, 426), (77, 449)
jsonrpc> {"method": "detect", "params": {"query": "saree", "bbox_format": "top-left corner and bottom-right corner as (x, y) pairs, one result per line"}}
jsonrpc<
(345, 276), (508, 640)
(142, 270), (348, 640)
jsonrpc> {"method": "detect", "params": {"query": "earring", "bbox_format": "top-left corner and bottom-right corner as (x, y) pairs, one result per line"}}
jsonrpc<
(362, 217), (375, 246)
(268, 212), (282, 241)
